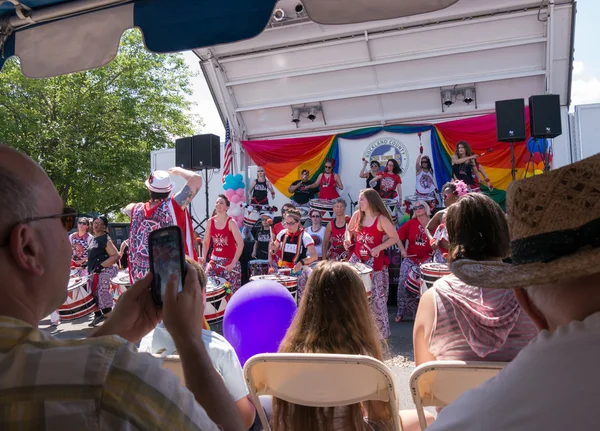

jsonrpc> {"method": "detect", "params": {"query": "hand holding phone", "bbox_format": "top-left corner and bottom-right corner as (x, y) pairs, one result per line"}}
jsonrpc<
(162, 262), (205, 346)
(149, 226), (187, 306)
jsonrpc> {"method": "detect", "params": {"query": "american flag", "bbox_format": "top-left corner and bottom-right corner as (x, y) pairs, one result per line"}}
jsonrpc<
(222, 119), (233, 182)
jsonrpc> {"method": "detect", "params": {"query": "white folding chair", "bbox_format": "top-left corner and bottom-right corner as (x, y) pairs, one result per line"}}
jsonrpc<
(244, 352), (403, 431)
(409, 360), (506, 429)
(153, 354), (185, 385)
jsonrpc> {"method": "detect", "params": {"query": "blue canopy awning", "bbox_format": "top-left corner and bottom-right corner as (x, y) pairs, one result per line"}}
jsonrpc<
(0, 0), (278, 78)
(0, 0), (459, 78)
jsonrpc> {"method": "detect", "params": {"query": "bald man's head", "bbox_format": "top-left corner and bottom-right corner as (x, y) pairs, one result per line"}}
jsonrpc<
(0, 146), (39, 243)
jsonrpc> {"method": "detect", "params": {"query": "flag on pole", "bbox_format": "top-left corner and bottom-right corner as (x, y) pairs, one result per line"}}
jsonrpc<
(222, 119), (233, 182)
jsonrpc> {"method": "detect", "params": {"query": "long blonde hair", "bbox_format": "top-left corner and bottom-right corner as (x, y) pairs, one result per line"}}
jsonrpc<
(355, 188), (392, 231)
(272, 261), (392, 431)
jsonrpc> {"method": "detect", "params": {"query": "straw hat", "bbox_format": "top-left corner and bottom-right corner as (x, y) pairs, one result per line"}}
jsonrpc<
(451, 153), (600, 289)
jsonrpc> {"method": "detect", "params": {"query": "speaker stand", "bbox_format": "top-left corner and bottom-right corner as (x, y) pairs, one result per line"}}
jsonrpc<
(509, 142), (517, 182)
(195, 168), (211, 235)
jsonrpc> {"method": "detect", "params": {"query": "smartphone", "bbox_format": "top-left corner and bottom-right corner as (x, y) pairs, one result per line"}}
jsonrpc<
(148, 226), (186, 306)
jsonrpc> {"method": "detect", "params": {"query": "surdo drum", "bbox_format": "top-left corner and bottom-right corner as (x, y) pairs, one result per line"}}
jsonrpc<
(250, 274), (298, 302)
(110, 269), (131, 304)
(420, 263), (451, 295)
(59, 277), (96, 320)
(309, 199), (335, 226)
(404, 266), (421, 296)
(345, 262), (373, 300)
(205, 277), (229, 324)
(243, 207), (261, 228)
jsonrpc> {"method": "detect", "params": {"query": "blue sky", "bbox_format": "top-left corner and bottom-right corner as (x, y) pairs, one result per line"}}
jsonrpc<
(185, 0), (599, 137)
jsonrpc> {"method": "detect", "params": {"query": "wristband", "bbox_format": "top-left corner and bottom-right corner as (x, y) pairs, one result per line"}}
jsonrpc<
(300, 259), (305, 266)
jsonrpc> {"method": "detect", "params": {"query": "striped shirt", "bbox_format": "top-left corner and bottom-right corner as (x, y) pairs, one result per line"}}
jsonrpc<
(429, 274), (537, 361)
(0, 316), (219, 430)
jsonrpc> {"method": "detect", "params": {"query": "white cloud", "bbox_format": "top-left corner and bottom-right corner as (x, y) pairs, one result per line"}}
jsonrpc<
(572, 61), (584, 77)
(571, 77), (600, 106)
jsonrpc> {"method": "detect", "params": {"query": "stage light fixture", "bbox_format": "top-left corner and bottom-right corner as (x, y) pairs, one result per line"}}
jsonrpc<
(464, 88), (474, 104)
(273, 8), (285, 21)
(295, 2), (305, 17)
(307, 107), (318, 121)
(443, 91), (453, 107)
(291, 108), (301, 124)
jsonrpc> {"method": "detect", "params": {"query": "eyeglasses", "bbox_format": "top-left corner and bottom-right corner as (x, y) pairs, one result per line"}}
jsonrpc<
(78, 220), (89, 225)
(324, 166), (333, 169)
(0, 207), (77, 247)
(311, 215), (321, 218)
(414, 205), (425, 210)
(286, 220), (299, 225)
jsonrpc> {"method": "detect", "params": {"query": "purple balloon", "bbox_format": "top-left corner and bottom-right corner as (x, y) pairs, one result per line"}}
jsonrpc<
(223, 280), (297, 366)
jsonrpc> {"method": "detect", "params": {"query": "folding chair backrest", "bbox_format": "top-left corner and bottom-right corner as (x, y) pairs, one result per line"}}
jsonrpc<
(409, 360), (506, 429)
(244, 353), (403, 431)
(153, 354), (185, 385)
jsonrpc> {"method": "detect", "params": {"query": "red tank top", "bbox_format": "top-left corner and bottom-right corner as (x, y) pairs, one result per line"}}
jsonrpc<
(318, 173), (339, 200)
(330, 219), (347, 250)
(210, 217), (236, 261)
(353, 215), (386, 271)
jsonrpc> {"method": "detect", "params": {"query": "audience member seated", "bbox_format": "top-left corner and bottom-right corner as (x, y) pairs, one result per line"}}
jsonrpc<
(140, 257), (257, 430)
(271, 261), (433, 431)
(0, 145), (244, 430)
(413, 193), (537, 365)
(427, 154), (600, 430)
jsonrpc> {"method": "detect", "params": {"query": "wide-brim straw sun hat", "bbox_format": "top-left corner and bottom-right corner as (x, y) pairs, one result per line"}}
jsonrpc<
(451, 153), (600, 289)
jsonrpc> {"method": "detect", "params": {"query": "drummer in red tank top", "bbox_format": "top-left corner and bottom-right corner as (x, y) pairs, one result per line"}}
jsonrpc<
(344, 189), (399, 340)
(323, 197), (350, 261)
(201, 195), (245, 293)
(305, 158), (344, 200)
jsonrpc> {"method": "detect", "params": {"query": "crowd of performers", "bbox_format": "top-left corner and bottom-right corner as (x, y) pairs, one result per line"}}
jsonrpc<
(60, 139), (493, 339)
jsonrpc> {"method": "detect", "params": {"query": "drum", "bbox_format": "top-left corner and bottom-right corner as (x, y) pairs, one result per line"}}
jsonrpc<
(205, 277), (229, 324)
(243, 207), (260, 228)
(382, 198), (399, 225)
(58, 277), (96, 320)
(345, 262), (373, 299)
(250, 274), (298, 302)
(420, 262), (451, 295)
(110, 270), (131, 304)
(309, 199), (335, 226)
(249, 259), (269, 277)
(404, 266), (421, 295)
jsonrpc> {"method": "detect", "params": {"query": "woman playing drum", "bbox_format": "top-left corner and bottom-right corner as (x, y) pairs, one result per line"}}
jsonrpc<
(359, 159), (382, 192)
(70, 217), (92, 273)
(451, 141), (493, 192)
(379, 158), (403, 203)
(395, 200), (433, 322)
(323, 197), (350, 261)
(271, 208), (318, 300)
(305, 158), (343, 200)
(344, 189), (399, 340)
(415, 152), (437, 204)
(249, 166), (276, 206)
(201, 195), (244, 294)
(87, 216), (120, 327)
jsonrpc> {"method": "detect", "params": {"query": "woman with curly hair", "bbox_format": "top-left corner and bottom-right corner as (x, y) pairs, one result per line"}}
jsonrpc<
(451, 141), (493, 192)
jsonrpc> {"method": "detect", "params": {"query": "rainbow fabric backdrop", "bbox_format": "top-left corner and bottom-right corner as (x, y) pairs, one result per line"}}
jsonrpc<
(241, 110), (543, 207)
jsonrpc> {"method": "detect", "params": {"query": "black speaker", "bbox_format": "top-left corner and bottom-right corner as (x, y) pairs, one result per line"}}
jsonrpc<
(175, 134), (221, 170)
(191, 134), (220, 170)
(175, 137), (192, 169)
(495, 99), (526, 142)
(529, 94), (562, 138)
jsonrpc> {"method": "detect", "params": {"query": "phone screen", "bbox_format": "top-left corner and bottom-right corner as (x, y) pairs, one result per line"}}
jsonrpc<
(151, 231), (184, 300)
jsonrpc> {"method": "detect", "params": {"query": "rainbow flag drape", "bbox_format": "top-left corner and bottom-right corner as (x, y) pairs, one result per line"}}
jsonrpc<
(241, 110), (540, 207)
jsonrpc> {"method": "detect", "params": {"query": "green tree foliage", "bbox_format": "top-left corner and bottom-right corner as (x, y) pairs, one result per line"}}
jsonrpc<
(0, 30), (201, 214)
